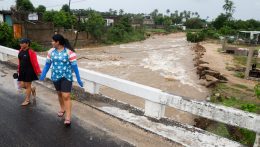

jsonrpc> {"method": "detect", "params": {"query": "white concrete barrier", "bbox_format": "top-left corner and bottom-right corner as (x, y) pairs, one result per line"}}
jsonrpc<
(1, 45), (259, 146)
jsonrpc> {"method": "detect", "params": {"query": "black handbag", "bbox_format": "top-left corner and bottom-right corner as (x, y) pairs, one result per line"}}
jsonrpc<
(13, 73), (18, 79)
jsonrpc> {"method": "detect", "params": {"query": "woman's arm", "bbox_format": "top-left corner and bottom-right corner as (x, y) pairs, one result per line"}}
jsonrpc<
(39, 61), (51, 81)
(71, 62), (83, 87)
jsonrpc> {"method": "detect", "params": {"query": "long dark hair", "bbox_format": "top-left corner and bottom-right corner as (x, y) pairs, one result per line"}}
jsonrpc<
(52, 34), (75, 52)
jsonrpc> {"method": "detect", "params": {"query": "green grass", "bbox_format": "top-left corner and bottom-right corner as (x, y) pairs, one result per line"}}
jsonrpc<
(233, 71), (245, 78)
(233, 56), (247, 66)
(232, 84), (248, 89)
(239, 128), (256, 146)
(206, 123), (256, 146)
(209, 76), (259, 146)
(185, 29), (203, 32)
(233, 55), (260, 68)
(207, 123), (230, 138)
(104, 30), (146, 44)
(211, 83), (260, 113)
(212, 96), (260, 113)
(145, 28), (166, 33)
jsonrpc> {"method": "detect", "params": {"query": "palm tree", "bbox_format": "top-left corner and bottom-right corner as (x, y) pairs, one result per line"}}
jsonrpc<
(150, 9), (159, 19)
(113, 10), (117, 16)
(109, 8), (113, 16)
(195, 12), (199, 18)
(174, 10), (178, 17)
(191, 12), (195, 17)
(166, 9), (170, 15)
(187, 11), (191, 19)
(119, 9), (124, 15)
(223, 0), (235, 16)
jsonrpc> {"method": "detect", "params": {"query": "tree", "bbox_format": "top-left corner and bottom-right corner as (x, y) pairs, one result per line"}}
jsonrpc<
(85, 12), (105, 40)
(185, 18), (204, 29)
(223, 0), (235, 18)
(109, 8), (113, 16)
(166, 9), (170, 15)
(107, 16), (134, 42)
(154, 14), (164, 25)
(43, 10), (76, 29)
(150, 9), (158, 19)
(186, 32), (205, 43)
(16, 0), (34, 12)
(113, 10), (117, 16)
(61, 4), (70, 13)
(43, 10), (56, 22)
(119, 9), (124, 16)
(53, 11), (68, 27)
(0, 23), (13, 46)
(195, 12), (199, 17)
(35, 5), (46, 13)
(163, 16), (172, 32)
(212, 13), (229, 29)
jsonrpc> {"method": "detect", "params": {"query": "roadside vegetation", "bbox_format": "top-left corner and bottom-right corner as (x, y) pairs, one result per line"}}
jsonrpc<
(186, 0), (260, 43)
(186, 0), (260, 146)
(207, 82), (260, 146)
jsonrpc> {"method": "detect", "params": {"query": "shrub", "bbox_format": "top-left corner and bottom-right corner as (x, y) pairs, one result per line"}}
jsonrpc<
(186, 31), (205, 43)
(219, 26), (237, 36)
(254, 83), (260, 99)
(30, 41), (47, 52)
(7, 39), (20, 49)
(185, 18), (204, 29)
(0, 23), (13, 47)
(241, 104), (257, 112)
(202, 29), (220, 39)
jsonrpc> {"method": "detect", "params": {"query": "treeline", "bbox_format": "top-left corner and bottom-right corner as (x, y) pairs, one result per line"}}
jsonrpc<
(187, 0), (260, 43)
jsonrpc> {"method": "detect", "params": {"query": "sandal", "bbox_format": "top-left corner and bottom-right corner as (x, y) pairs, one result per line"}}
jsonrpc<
(31, 87), (36, 97)
(57, 111), (66, 117)
(21, 100), (30, 106)
(64, 119), (71, 127)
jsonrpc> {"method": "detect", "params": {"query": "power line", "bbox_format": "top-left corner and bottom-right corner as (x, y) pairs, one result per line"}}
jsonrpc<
(45, 0), (87, 9)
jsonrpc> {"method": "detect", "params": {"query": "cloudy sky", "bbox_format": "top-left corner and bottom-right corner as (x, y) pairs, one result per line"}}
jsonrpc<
(0, 0), (260, 20)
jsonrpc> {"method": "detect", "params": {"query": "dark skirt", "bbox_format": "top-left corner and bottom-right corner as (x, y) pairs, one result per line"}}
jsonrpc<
(18, 49), (38, 82)
(18, 70), (38, 82)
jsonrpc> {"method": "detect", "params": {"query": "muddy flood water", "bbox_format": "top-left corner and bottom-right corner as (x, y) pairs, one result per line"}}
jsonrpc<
(77, 33), (209, 125)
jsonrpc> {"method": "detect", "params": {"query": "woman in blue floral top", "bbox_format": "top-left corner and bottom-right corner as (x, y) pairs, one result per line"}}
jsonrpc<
(40, 34), (83, 127)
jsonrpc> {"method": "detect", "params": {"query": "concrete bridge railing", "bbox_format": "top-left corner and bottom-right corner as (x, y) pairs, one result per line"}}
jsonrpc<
(1, 45), (259, 147)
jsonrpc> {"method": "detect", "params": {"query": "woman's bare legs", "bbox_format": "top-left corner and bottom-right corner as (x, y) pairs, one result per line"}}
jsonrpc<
(21, 82), (32, 106)
(57, 92), (65, 116)
(19, 81), (25, 89)
(62, 92), (71, 123)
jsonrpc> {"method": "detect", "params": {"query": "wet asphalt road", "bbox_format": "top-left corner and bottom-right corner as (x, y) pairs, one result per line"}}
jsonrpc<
(0, 87), (133, 147)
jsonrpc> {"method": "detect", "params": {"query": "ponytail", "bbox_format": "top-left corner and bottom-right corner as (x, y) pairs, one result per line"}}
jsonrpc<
(52, 34), (75, 52)
(64, 39), (75, 52)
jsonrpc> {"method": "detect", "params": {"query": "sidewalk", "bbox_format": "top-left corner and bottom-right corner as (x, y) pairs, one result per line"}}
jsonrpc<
(0, 62), (180, 147)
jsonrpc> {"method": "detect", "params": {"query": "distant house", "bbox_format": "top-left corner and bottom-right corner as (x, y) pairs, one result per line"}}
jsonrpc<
(143, 15), (154, 26)
(105, 18), (114, 26)
(0, 10), (13, 26)
(171, 24), (186, 31)
(238, 31), (260, 45)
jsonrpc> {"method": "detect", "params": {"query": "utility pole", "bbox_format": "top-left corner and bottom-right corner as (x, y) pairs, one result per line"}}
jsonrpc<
(69, 0), (71, 12)
(245, 48), (254, 79)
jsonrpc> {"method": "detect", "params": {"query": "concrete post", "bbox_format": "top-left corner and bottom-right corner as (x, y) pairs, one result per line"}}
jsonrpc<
(254, 133), (260, 147)
(0, 53), (8, 61)
(245, 48), (254, 79)
(222, 37), (227, 51)
(144, 100), (165, 119)
(84, 80), (100, 94)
